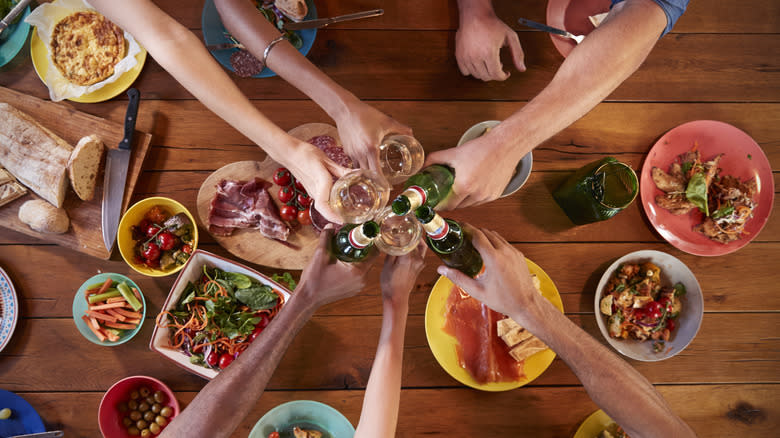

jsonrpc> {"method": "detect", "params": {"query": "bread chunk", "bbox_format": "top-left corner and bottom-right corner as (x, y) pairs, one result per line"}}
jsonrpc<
(508, 337), (548, 362)
(0, 181), (27, 207)
(18, 199), (69, 234)
(68, 135), (105, 201)
(276, 0), (308, 21)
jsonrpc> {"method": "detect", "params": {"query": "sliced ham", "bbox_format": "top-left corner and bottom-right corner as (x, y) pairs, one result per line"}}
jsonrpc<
(208, 178), (290, 241)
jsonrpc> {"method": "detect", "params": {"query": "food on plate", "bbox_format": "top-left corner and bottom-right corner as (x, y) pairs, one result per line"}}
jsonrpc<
(230, 49), (265, 78)
(497, 317), (548, 363)
(130, 205), (194, 270)
(117, 385), (175, 436)
(258, 1), (304, 49)
(652, 146), (757, 243)
(156, 265), (286, 371)
(0, 103), (73, 208)
(0, 407), (10, 420)
(208, 178), (290, 241)
(599, 261), (684, 353)
(80, 276), (143, 343)
(274, 0), (308, 22)
(0, 167), (27, 208)
(273, 167), (313, 226)
(293, 426), (323, 438)
(50, 11), (126, 86)
(308, 135), (353, 168)
(67, 134), (104, 201)
(18, 199), (69, 234)
(598, 422), (630, 438)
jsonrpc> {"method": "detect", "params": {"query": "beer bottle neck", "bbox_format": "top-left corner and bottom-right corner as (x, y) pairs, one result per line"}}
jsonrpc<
(392, 186), (426, 215)
(421, 214), (450, 240)
(348, 222), (378, 249)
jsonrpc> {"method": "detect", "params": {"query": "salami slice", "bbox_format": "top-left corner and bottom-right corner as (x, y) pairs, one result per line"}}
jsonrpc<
(308, 135), (337, 151)
(230, 50), (264, 78)
(307, 135), (353, 168)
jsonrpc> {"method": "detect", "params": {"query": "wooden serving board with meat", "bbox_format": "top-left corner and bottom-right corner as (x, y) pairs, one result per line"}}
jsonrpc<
(196, 123), (346, 269)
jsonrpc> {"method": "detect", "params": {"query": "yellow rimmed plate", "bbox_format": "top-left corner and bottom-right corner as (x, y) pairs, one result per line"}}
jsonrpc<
(573, 409), (614, 438)
(425, 258), (564, 391)
(30, 28), (146, 103)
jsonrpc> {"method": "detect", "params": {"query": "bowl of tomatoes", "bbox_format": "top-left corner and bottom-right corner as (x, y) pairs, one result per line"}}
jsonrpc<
(118, 197), (199, 277)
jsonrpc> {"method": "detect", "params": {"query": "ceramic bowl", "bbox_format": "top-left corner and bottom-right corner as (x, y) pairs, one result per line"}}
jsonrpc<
(98, 375), (180, 438)
(118, 197), (199, 277)
(594, 250), (704, 361)
(72, 273), (145, 346)
(248, 400), (355, 438)
(456, 120), (533, 197)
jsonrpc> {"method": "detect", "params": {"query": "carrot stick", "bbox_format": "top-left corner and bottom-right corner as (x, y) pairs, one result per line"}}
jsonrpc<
(124, 318), (142, 325)
(106, 309), (127, 321)
(105, 330), (120, 342)
(103, 321), (138, 330)
(85, 278), (114, 298)
(132, 287), (142, 301)
(85, 310), (118, 322)
(114, 308), (143, 319)
(82, 315), (106, 341)
(106, 297), (126, 304)
(89, 302), (128, 311)
(88, 316), (102, 331)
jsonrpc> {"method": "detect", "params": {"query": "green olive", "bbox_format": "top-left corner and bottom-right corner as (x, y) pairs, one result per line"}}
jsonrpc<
(140, 429), (152, 438)
(130, 390), (140, 400)
(0, 408), (12, 420)
(136, 419), (148, 430)
(149, 423), (161, 435)
(145, 396), (156, 406)
(144, 410), (156, 422)
(128, 400), (139, 410)
(138, 402), (150, 412)
(117, 402), (128, 413)
(129, 411), (142, 421)
(122, 417), (133, 427)
(151, 403), (161, 414)
(159, 406), (173, 418)
(139, 387), (151, 397)
(127, 426), (140, 436)
(155, 416), (168, 427)
(153, 391), (166, 404)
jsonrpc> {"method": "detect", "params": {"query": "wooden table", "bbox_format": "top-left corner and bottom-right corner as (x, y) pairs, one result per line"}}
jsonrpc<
(1, 1), (778, 436)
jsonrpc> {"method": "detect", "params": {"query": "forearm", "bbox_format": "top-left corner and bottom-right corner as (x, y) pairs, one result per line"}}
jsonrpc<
(513, 294), (695, 438)
(160, 285), (319, 438)
(214, 0), (359, 121)
(486, 0), (666, 163)
(354, 298), (409, 438)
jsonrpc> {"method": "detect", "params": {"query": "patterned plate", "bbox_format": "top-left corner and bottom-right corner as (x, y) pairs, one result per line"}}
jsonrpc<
(0, 266), (19, 352)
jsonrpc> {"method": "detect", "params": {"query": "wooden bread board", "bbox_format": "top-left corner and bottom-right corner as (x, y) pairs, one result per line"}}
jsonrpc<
(0, 86), (152, 259)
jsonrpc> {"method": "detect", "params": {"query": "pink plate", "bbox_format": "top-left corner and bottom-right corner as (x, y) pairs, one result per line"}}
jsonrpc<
(546, 0), (611, 57)
(640, 120), (774, 256)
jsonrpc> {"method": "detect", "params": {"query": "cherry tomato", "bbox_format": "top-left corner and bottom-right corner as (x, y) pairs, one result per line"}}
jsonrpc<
(144, 258), (160, 268)
(146, 224), (161, 237)
(278, 186), (295, 203)
(645, 301), (663, 319)
(218, 353), (234, 369)
(297, 192), (312, 208)
(157, 231), (177, 251)
(280, 205), (297, 222)
(658, 297), (674, 313)
(250, 328), (263, 342)
(182, 244), (193, 254)
(206, 351), (219, 367)
(666, 318), (676, 332)
(269, 432), (280, 438)
(297, 208), (312, 225)
(142, 242), (161, 261)
(294, 180), (305, 191)
(632, 307), (647, 320)
(273, 168), (292, 186)
(257, 314), (271, 329)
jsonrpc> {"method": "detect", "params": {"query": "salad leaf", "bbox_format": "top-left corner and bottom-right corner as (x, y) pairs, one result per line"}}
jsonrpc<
(221, 272), (252, 289)
(272, 272), (297, 290)
(673, 283), (687, 297)
(712, 203), (735, 219)
(235, 284), (279, 311)
(685, 172), (709, 215)
(680, 161), (692, 175)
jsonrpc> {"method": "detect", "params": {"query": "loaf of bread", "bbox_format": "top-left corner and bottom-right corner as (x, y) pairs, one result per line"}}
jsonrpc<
(18, 199), (70, 234)
(68, 134), (104, 201)
(0, 103), (73, 208)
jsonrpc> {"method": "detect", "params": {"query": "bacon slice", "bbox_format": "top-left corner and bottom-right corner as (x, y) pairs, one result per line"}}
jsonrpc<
(208, 178), (290, 241)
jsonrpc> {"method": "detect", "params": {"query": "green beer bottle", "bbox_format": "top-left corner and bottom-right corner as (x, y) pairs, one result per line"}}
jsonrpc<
(331, 221), (380, 263)
(414, 206), (483, 278)
(391, 164), (455, 215)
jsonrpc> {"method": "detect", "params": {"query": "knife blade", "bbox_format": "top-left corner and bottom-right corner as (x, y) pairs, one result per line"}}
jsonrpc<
(284, 9), (383, 31)
(517, 18), (584, 43)
(9, 431), (64, 438)
(0, 0), (33, 37)
(102, 88), (140, 253)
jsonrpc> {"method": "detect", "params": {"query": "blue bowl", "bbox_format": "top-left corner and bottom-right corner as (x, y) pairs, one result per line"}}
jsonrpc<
(249, 400), (355, 438)
(72, 273), (146, 346)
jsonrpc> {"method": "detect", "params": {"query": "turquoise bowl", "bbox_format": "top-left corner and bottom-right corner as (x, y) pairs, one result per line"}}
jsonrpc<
(72, 273), (145, 346)
(249, 400), (355, 438)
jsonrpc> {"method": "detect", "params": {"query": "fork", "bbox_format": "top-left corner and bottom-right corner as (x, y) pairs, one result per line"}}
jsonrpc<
(517, 18), (584, 44)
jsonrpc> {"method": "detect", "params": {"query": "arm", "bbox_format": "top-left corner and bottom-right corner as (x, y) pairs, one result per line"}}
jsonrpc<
(354, 244), (426, 438)
(455, 0), (525, 81)
(430, 0), (667, 209)
(438, 226), (696, 438)
(89, 0), (347, 221)
(214, 0), (412, 171)
(161, 226), (370, 438)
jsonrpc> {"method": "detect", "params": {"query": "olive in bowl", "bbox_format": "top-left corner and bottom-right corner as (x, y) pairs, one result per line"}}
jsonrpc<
(99, 375), (179, 437)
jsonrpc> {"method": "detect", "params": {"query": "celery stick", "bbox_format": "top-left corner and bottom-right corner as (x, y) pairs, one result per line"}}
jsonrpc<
(87, 289), (121, 304)
(117, 282), (143, 311)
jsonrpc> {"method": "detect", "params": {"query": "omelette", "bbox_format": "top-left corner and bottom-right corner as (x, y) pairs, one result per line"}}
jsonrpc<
(50, 11), (125, 86)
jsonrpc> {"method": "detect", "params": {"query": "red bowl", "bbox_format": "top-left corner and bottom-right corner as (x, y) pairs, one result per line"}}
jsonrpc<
(98, 376), (180, 438)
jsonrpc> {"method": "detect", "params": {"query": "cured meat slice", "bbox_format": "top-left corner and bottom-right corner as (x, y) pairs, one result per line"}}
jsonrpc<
(208, 178), (290, 241)
(307, 135), (353, 168)
(230, 50), (264, 78)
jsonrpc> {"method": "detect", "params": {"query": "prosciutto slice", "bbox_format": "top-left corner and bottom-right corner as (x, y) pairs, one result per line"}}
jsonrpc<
(208, 178), (290, 241)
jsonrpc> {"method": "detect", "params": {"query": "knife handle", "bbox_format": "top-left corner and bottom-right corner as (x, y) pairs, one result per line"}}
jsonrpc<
(120, 88), (140, 151)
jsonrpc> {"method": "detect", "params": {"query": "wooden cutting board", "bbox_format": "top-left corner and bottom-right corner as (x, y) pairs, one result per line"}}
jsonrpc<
(195, 123), (341, 269)
(0, 86), (152, 259)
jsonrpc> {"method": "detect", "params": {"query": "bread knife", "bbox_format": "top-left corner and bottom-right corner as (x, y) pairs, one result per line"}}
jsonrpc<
(102, 88), (140, 253)
(283, 9), (383, 30)
(0, 0), (32, 37)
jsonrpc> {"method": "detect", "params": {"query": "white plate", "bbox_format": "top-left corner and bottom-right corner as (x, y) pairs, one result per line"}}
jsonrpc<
(594, 250), (704, 361)
(0, 266), (19, 352)
(150, 249), (292, 380)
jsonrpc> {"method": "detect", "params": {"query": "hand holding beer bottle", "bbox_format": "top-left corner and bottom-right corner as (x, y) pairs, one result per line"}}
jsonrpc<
(392, 165), (455, 215)
(414, 206), (483, 278)
(331, 221), (380, 263)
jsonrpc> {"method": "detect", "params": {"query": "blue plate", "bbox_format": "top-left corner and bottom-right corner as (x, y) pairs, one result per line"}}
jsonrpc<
(201, 0), (317, 78)
(0, 389), (45, 436)
(72, 273), (146, 346)
(0, 266), (18, 353)
(0, 6), (31, 68)
(249, 400), (355, 438)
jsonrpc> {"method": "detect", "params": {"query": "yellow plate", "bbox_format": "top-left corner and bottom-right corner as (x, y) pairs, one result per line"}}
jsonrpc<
(30, 28), (147, 103)
(573, 409), (614, 438)
(424, 259), (564, 391)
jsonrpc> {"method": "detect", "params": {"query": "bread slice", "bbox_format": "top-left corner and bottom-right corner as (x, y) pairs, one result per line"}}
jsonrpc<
(68, 135), (105, 201)
(0, 167), (14, 185)
(0, 181), (28, 207)
(508, 337), (548, 362)
(276, 0), (307, 21)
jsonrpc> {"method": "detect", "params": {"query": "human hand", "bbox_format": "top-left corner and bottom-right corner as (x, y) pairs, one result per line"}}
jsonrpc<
(379, 242), (427, 307)
(436, 225), (539, 319)
(424, 133), (517, 209)
(297, 225), (375, 307)
(283, 143), (350, 223)
(335, 100), (413, 172)
(456, 10), (525, 81)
